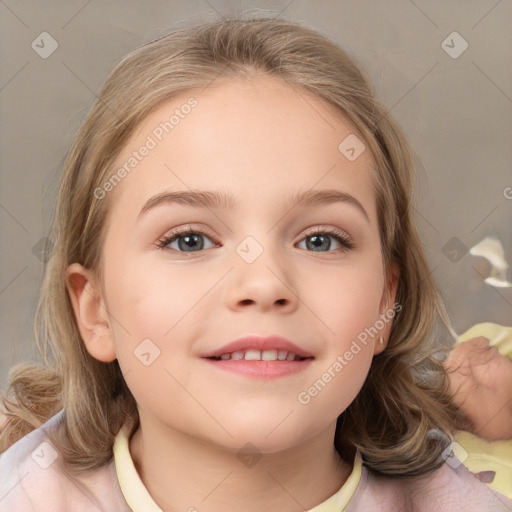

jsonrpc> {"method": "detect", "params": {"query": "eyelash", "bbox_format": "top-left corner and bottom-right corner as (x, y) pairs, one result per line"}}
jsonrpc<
(156, 225), (354, 253)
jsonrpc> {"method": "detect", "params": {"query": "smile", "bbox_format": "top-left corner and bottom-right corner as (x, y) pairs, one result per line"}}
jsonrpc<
(208, 349), (308, 361)
(203, 353), (313, 379)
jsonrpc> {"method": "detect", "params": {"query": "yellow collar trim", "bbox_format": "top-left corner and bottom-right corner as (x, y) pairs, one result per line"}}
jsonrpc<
(113, 424), (162, 512)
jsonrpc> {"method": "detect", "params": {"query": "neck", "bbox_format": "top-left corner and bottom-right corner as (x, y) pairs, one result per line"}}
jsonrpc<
(128, 416), (352, 512)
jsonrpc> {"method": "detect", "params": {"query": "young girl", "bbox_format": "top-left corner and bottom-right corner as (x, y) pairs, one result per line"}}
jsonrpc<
(1, 15), (510, 512)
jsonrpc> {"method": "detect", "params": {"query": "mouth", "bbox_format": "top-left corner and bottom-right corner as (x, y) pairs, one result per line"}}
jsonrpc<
(201, 335), (314, 379)
(200, 335), (314, 359)
(202, 356), (314, 379)
(206, 349), (311, 362)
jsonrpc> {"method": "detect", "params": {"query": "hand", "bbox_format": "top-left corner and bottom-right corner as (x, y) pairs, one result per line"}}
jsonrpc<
(444, 336), (512, 440)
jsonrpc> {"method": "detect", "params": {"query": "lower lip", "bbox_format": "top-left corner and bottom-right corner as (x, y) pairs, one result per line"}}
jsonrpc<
(202, 358), (314, 379)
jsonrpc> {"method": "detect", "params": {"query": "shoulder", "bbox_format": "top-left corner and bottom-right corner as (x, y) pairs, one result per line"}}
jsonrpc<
(346, 457), (512, 512)
(0, 411), (129, 512)
(455, 429), (512, 499)
(408, 457), (512, 511)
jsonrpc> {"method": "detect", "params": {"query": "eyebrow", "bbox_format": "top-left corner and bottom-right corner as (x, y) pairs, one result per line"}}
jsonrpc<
(138, 188), (370, 222)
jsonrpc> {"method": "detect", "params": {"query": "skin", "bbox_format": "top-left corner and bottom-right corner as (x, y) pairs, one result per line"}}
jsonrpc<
(66, 74), (398, 512)
(444, 336), (512, 441)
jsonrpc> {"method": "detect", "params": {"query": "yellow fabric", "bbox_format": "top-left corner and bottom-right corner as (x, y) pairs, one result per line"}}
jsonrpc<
(113, 424), (162, 512)
(456, 322), (512, 358)
(113, 423), (362, 512)
(454, 322), (512, 499)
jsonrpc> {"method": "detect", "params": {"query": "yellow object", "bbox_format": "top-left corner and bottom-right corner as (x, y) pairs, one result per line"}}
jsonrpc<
(454, 322), (512, 499)
(456, 322), (512, 358)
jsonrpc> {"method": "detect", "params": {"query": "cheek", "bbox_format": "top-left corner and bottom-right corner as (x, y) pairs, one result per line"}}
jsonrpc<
(296, 332), (375, 424)
(103, 265), (207, 419)
(104, 259), (218, 390)
(105, 257), (205, 338)
(302, 258), (384, 344)
(294, 259), (384, 414)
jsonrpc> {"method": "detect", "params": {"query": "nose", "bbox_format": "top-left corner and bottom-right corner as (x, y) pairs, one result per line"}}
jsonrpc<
(224, 245), (299, 314)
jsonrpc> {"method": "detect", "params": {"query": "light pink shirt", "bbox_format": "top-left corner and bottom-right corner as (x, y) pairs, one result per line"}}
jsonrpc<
(1, 411), (511, 511)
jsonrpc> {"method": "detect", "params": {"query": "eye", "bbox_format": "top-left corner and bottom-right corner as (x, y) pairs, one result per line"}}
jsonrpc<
(156, 225), (217, 253)
(297, 227), (354, 252)
(156, 225), (354, 254)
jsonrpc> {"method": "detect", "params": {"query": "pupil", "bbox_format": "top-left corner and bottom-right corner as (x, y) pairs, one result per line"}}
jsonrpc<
(179, 234), (203, 251)
(308, 235), (330, 251)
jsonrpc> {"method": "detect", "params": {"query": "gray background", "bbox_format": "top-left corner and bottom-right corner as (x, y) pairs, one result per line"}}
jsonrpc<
(1, 0), (511, 387)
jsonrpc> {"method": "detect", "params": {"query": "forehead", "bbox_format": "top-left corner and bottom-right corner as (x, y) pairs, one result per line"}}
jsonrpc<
(106, 74), (377, 222)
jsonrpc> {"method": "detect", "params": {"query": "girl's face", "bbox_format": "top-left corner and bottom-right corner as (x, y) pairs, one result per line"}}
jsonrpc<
(70, 75), (397, 453)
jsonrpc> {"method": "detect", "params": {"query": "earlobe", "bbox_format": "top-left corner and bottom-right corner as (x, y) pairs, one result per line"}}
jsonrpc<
(66, 263), (117, 363)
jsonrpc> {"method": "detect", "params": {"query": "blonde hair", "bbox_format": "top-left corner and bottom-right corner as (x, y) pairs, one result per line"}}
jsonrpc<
(1, 15), (460, 476)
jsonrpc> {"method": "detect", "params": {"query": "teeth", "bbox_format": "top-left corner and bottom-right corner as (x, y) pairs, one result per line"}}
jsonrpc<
(244, 349), (261, 361)
(215, 350), (303, 361)
(262, 350), (278, 361)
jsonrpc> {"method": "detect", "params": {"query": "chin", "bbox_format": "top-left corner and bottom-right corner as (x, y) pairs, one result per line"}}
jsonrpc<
(211, 419), (321, 455)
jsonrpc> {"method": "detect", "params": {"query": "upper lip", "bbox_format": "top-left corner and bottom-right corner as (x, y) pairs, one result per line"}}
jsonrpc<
(201, 335), (314, 359)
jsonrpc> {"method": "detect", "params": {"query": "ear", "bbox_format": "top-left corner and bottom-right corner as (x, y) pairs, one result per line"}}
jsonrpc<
(65, 263), (117, 363)
(373, 263), (400, 355)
